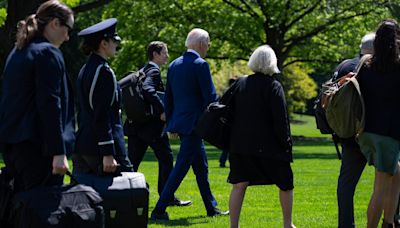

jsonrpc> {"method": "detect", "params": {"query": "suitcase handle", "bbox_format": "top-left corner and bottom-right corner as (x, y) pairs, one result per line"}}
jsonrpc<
(41, 170), (80, 186)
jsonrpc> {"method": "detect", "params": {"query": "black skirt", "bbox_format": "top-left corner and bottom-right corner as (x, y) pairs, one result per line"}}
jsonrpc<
(227, 153), (294, 191)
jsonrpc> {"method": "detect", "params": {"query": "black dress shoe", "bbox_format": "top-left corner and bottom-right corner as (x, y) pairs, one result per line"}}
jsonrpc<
(207, 208), (229, 217)
(150, 210), (169, 221)
(168, 198), (192, 207)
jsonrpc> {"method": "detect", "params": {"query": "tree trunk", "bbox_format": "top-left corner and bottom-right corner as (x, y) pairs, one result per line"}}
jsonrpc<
(0, 0), (113, 73)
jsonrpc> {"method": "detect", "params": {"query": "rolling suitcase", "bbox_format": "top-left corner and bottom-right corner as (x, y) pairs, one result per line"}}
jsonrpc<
(97, 172), (149, 228)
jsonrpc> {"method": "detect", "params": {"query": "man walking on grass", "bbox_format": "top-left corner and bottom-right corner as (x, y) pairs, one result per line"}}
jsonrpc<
(150, 28), (229, 221)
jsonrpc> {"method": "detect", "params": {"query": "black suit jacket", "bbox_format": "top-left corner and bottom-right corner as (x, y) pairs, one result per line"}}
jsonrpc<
(229, 73), (292, 162)
(124, 63), (165, 142)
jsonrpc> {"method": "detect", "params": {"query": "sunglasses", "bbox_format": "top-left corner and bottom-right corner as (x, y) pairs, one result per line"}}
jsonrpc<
(59, 19), (73, 34)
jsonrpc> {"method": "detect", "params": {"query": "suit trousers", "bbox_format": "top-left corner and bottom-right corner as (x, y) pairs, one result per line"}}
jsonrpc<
(219, 150), (229, 166)
(154, 133), (217, 213)
(128, 133), (173, 197)
(2, 141), (63, 192)
(337, 141), (366, 228)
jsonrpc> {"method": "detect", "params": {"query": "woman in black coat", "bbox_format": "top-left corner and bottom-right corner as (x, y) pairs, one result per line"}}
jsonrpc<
(0, 0), (75, 191)
(228, 45), (295, 228)
(357, 19), (400, 228)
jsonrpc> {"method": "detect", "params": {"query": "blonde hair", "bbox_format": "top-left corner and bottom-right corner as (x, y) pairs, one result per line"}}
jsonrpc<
(247, 45), (280, 75)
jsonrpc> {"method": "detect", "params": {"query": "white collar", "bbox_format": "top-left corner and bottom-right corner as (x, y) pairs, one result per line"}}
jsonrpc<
(148, 61), (160, 69)
(187, 49), (200, 57)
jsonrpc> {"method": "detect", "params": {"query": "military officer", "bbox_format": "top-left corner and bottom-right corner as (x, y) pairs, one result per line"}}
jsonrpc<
(72, 18), (133, 179)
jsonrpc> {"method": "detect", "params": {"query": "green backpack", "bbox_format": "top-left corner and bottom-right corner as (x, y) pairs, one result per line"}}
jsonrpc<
(322, 54), (371, 138)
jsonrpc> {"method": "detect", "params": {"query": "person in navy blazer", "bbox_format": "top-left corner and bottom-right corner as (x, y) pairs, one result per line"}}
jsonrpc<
(0, 1), (75, 191)
(124, 41), (191, 206)
(72, 18), (132, 178)
(151, 28), (228, 220)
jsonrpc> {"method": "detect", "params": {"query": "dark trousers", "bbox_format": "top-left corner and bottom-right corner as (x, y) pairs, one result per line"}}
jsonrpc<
(337, 141), (366, 228)
(219, 150), (229, 166)
(2, 141), (63, 192)
(154, 133), (217, 214)
(128, 133), (173, 197)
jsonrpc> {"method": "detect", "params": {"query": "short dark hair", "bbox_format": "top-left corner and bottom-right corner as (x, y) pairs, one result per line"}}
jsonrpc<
(80, 37), (109, 56)
(147, 41), (166, 60)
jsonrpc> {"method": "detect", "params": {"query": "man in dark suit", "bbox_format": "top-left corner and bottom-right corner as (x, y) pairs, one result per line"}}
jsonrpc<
(150, 28), (229, 220)
(124, 41), (191, 206)
(335, 33), (374, 228)
(335, 32), (400, 228)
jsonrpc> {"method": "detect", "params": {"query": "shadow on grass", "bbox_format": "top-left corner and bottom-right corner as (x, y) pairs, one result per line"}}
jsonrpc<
(139, 139), (339, 162)
(293, 152), (339, 160)
(148, 215), (210, 226)
(0, 139), (338, 165)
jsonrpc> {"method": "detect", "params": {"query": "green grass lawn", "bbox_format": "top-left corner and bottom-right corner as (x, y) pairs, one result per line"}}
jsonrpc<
(291, 113), (329, 138)
(141, 140), (374, 228)
(0, 115), (375, 227)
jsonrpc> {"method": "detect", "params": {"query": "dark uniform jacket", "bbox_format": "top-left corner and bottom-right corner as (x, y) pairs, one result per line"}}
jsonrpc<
(0, 37), (75, 156)
(123, 62), (166, 142)
(75, 53), (128, 162)
(229, 73), (292, 162)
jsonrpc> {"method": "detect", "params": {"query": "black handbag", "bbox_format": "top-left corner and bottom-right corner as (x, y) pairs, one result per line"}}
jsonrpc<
(195, 78), (240, 150)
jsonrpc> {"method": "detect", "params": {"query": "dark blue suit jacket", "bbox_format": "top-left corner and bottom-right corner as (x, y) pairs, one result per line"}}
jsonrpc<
(0, 37), (75, 156)
(164, 51), (217, 135)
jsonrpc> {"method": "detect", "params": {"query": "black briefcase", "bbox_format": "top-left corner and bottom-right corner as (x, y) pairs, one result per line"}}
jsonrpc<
(195, 102), (231, 150)
(11, 172), (105, 228)
(98, 172), (149, 228)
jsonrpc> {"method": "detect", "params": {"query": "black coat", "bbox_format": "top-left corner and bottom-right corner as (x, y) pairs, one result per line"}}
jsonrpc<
(0, 37), (75, 156)
(229, 73), (292, 162)
(358, 64), (400, 141)
(123, 63), (165, 142)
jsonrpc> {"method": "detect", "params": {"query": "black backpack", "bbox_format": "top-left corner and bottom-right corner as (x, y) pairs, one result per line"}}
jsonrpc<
(313, 91), (342, 159)
(119, 69), (153, 124)
(314, 91), (334, 135)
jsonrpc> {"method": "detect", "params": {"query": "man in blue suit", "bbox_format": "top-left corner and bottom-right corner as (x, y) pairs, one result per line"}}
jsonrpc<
(151, 28), (229, 220)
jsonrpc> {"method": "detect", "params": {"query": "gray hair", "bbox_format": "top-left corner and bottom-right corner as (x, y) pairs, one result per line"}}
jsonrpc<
(360, 32), (375, 55)
(185, 28), (209, 48)
(248, 45), (280, 75)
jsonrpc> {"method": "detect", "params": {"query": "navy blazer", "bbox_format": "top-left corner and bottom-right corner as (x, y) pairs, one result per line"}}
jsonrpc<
(164, 51), (217, 135)
(124, 62), (166, 142)
(0, 37), (75, 156)
(75, 54), (126, 157)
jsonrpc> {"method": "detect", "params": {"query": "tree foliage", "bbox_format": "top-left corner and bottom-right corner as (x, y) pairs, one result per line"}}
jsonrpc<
(102, 0), (394, 112)
(1, 0), (399, 114)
